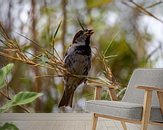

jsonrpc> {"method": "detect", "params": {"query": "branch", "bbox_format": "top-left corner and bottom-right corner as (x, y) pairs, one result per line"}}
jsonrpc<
(145, 1), (163, 9)
(122, 0), (163, 24)
(61, 0), (67, 56)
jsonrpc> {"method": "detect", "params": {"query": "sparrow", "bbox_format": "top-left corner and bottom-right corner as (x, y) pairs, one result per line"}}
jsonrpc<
(58, 29), (94, 108)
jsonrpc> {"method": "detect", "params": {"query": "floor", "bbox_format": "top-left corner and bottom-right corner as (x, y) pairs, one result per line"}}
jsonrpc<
(0, 113), (140, 130)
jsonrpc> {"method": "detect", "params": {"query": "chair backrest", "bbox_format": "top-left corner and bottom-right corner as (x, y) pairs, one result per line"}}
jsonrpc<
(122, 68), (163, 107)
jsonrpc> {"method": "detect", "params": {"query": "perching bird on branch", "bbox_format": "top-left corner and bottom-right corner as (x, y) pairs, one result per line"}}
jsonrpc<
(58, 29), (94, 108)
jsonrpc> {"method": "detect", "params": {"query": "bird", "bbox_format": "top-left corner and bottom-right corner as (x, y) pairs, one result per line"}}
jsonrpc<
(58, 29), (94, 108)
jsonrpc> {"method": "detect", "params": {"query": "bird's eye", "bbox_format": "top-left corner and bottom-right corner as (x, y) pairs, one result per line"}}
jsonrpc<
(85, 29), (88, 32)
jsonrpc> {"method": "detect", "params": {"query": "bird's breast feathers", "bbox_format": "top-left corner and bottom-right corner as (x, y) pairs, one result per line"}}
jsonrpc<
(64, 44), (91, 75)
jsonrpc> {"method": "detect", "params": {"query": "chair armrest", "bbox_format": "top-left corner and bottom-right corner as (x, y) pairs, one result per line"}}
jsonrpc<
(137, 86), (163, 92)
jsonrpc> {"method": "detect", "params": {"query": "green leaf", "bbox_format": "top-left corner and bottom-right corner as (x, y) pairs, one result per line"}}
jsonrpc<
(53, 21), (62, 41)
(0, 123), (19, 130)
(104, 31), (119, 56)
(0, 91), (43, 113)
(11, 91), (43, 106)
(0, 63), (14, 89)
(51, 21), (62, 59)
(77, 18), (85, 31)
(0, 101), (13, 113)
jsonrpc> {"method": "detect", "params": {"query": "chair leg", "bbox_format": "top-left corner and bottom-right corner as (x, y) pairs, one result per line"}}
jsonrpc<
(141, 90), (152, 130)
(92, 113), (98, 130)
(121, 121), (127, 130)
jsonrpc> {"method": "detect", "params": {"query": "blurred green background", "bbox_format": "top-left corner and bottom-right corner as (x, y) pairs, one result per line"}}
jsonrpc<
(0, 0), (163, 112)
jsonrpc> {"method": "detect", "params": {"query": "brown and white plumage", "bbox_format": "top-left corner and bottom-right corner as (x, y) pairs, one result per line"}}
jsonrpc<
(58, 29), (93, 107)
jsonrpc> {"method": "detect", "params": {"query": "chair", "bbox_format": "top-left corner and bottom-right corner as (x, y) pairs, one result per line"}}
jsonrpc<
(86, 69), (163, 130)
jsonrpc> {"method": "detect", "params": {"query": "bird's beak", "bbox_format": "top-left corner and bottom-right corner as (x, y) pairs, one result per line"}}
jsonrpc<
(88, 30), (94, 35)
(85, 29), (94, 36)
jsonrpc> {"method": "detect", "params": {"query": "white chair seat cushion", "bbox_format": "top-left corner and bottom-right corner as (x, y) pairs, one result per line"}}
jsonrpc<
(86, 100), (163, 122)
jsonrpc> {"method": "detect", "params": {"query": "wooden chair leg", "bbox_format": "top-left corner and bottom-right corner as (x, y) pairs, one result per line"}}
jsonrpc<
(121, 121), (127, 130)
(141, 90), (152, 130)
(157, 91), (163, 114)
(94, 86), (102, 100)
(109, 88), (118, 101)
(92, 113), (98, 130)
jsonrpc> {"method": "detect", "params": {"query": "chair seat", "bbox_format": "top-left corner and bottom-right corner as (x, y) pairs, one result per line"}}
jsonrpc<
(86, 100), (163, 122)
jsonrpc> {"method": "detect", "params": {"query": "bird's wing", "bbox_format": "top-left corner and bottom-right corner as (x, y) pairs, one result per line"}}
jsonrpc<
(64, 52), (91, 75)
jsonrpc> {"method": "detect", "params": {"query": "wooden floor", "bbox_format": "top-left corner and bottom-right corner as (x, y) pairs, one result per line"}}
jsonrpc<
(0, 113), (140, 130)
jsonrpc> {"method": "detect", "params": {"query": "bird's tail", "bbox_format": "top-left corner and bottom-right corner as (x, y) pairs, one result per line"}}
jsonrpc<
(58, 89), (74, 108)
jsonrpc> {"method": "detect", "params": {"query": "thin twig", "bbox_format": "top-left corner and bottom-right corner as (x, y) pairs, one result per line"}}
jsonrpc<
(104, 31), (119, 56)
(34, 74), (114, 87)
(146, 42), (162, 61)
(0, 51), (35, 65)
(122, 0), (163, 24)
(15, 32), (59, 59)
(93, 47), (117, 86)
(52, 21), (62, 60)
(145, 1), (163, 9)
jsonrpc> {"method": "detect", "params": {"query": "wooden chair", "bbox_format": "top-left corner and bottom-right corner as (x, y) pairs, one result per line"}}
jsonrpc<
(86, 69), (163, 130)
